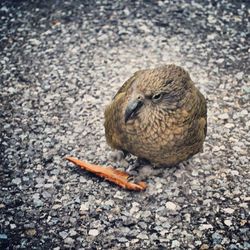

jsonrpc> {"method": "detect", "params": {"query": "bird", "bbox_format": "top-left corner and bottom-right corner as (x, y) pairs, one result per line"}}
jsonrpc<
(104, 64), (207, 177)
(66, 64), (207, 190)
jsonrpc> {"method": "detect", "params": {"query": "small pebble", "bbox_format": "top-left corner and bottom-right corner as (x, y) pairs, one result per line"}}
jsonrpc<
(165, 201), (177, 211)
(89, 229), (99, 236)
(224, 219), (232, 227)
(199, 224), (213, 230)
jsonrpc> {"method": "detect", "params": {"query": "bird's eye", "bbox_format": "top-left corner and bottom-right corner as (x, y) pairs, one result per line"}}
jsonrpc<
(152, 93), (163, 102)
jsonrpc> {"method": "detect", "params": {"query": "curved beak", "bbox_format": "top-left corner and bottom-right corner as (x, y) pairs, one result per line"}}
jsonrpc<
(124, 99), (143, 123)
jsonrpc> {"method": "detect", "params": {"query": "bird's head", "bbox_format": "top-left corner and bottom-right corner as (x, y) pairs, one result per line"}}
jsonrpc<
(124, 65), (192, 123)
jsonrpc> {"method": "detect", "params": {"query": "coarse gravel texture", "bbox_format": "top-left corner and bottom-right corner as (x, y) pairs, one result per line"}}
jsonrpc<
(0, 0), (249, 249)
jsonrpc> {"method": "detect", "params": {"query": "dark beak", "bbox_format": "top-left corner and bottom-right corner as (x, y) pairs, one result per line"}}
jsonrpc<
(124, 99), (143, 123)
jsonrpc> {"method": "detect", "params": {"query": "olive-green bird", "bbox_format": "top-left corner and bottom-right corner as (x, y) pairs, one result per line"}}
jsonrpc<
(104, 64), (207, 173)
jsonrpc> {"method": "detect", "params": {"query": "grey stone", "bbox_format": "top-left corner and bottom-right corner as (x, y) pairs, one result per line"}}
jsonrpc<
(59, 231), (68, 239)
(64, 237), (75, 245)
(223, 208), (234, 214)
(171, 240), (180, 248)
(118, 237), (128, 243)
(12, 178), (21, 185)
(29, 38), (41, 46)
(199, 224), (213, 230)
(137, 233), (148, 240)
(212, 232), (223, 244)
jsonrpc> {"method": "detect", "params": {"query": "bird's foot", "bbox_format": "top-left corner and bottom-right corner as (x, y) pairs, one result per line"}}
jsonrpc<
(127, 157), (150, 173)
(135, 157), (151, 167)
(126, 158), (150, 180)
(127, 165), (162, 183)
(126, 164), (138, 173)
(127, 174), (144, 183)
(178, 159), (191, 169)
(109, 150), (130, 171)
(109, 150), (126, 162)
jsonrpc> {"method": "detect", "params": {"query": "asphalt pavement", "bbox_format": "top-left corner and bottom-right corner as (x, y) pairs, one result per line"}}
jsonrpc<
(0, 0), (249, 249)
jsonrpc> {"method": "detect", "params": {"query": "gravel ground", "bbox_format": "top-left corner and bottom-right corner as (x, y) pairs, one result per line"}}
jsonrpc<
(0, 0), (249, 249)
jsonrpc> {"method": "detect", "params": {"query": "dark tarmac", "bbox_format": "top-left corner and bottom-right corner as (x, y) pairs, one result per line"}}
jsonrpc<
(0, 1), (249, 249)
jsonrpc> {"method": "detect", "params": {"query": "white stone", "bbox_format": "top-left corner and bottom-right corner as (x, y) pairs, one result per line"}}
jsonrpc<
(239, 203), (248, 209)
(230, 170), (239, 175)
(12, 178), (21, 185)
(165, 201), (177, 211)
(64, 237), (74, 245)
(208, 15), (216, 23)
(223, 208), (234, 214)
(235, 72), (244, 80)
(232, 146), (242, 152)
(137, 233), (148, 240)
(52, 204), (62, 209)
(217, 58), (224, 63)
(212, 146), (220, 152)
(242, 196), (250, 201)
(224, 219), (232, 227)
(89, 229), (99, 236)
(225, 123), (234, 129)
(199, 224), (213, 230)
(130, 202), (140, 214)
(29, 38), (41, 46)
(0, 6), (8, 12)
(171, 240), (180, 248)
(80, 203), (89, 211)
(218, 113), (229, 120)
(239, 109), (248, 116)
(59, 231), (68, 239)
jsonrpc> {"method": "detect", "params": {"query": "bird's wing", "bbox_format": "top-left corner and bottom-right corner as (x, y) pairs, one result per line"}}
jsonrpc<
(104, 70), (143, 151)
(113, 70), (143, 99)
